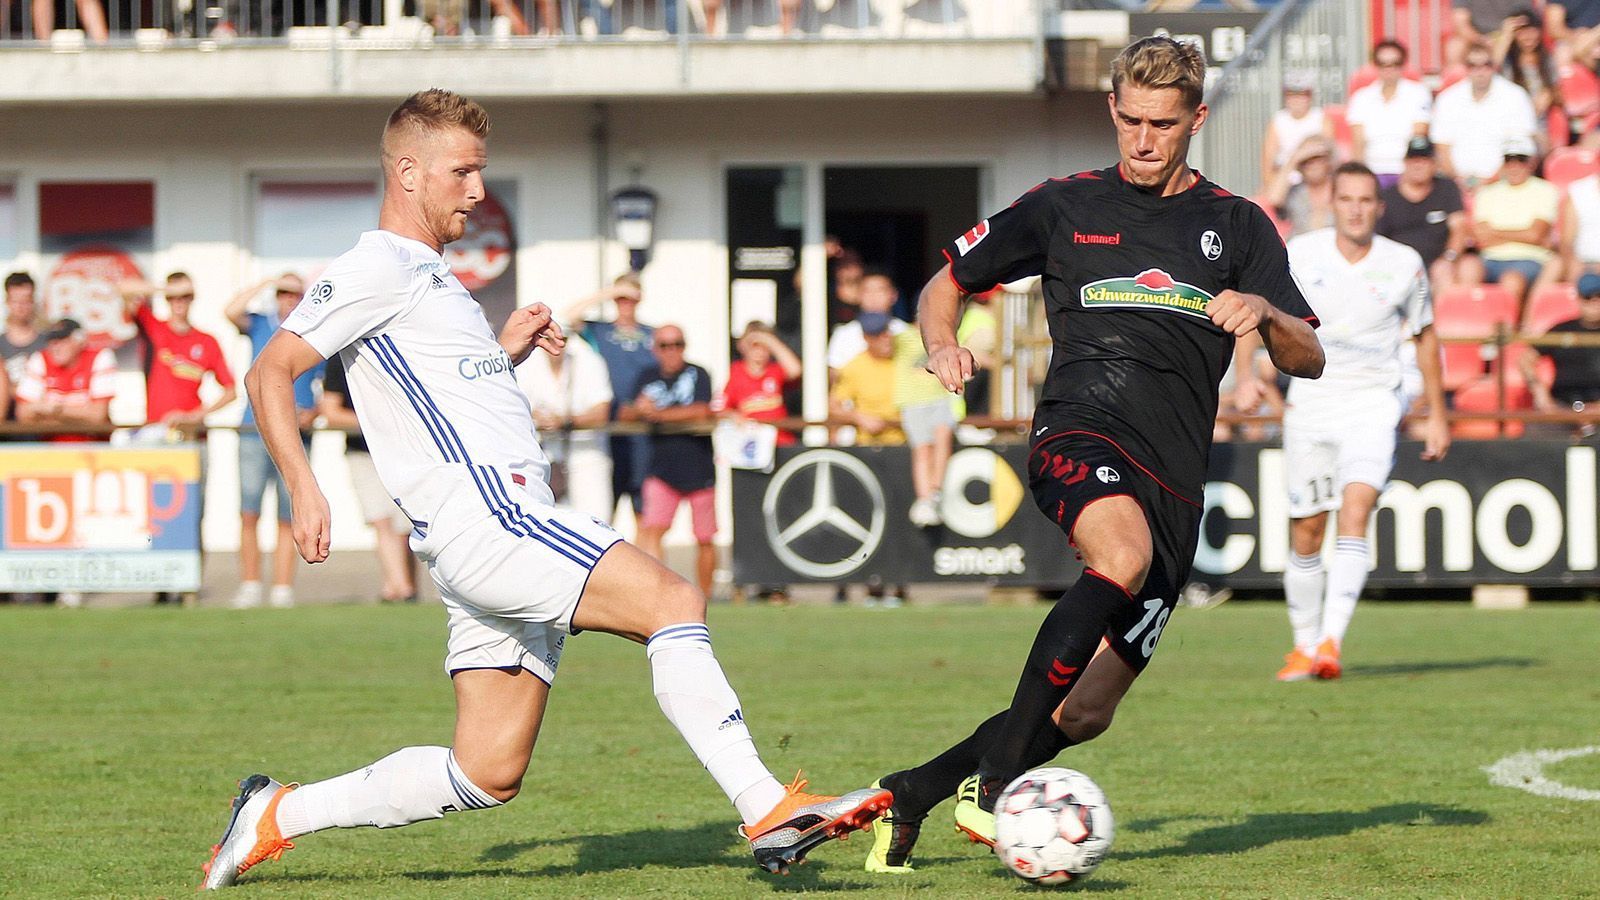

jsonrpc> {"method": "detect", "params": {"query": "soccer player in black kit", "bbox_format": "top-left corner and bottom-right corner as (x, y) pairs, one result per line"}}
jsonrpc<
(863, 36), (1327, 874)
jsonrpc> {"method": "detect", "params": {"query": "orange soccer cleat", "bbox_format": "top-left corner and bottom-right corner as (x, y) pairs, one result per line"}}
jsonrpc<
(1312, 637), (1342, 680)
(739, 772), (892, 875)
(1276, 647), (1316, 682)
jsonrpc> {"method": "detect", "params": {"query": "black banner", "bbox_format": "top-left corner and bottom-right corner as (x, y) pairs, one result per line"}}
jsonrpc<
(732, 441), (1600, 589)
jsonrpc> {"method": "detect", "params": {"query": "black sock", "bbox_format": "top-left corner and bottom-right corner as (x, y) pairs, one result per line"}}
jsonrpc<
(886, 708), (1078, 821)
(977, 570), (1131, 784)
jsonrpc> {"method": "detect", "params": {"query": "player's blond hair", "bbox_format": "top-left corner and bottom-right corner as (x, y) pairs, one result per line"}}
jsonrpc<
(1111, 36), (1208, 111)
(381, 89), (491, 163)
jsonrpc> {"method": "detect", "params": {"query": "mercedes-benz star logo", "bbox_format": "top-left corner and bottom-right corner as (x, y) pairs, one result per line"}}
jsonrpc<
(762, 450), (886, 578)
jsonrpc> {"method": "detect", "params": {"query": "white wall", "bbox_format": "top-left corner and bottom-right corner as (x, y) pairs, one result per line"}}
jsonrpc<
(0, 92), (1117, 551)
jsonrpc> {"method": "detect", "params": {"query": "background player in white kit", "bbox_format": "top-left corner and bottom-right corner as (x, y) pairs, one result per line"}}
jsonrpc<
(200, 90), (889, 889)
(1236, 161), (1450, 683)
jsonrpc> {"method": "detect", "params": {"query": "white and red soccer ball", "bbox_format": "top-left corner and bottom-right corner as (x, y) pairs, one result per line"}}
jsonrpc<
(993, 767), (1114, 886)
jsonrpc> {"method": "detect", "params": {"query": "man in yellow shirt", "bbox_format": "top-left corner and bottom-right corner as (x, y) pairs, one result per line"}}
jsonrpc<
(830, 312), (904, 446)
(1474, 136), (1560, 306)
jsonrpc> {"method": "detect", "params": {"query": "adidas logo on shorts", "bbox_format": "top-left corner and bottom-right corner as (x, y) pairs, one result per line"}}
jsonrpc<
(718, 708), (745, 731)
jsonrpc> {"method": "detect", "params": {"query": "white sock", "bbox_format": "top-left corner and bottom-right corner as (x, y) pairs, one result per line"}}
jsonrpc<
(647, 622), (786, 825)
(1284, 551), (1325, 651)
(1321, 537), (1370, 648)
(274, 746), (501, 839)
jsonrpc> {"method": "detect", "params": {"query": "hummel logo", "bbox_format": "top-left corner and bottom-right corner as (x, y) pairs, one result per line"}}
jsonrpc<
(1047, 659), (1079, 687)
(1073, 231), (1121, 245)
(718, 708), (745, 731)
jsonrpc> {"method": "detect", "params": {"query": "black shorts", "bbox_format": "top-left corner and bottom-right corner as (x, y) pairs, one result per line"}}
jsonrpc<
(1025, 429), (1204, 672)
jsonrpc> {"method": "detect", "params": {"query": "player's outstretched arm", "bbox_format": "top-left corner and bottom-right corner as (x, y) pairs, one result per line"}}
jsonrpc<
(245, 330), (332, 564)
(1207, 289), (1324, 379)
(1414, 325), (1451, 461)
(918, 264), (975, 394)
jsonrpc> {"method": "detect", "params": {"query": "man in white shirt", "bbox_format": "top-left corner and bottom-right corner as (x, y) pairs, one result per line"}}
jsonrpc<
(200, 89), (888, 891)
(516, 332), (615, 523)
(1235, 162), (1450, 683)
(1431, 42), (1539, 184)
(1347, 40), (1433, 187)
(826, 269), (906, 375)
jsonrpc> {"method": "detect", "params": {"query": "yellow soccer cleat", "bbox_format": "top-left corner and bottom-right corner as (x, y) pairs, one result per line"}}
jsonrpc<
(863, 779), (919, 874)
(953, 773), (998, 848)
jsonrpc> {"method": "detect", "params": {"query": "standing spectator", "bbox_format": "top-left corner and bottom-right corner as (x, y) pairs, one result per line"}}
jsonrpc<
(123, 272), (237, 431)
(15, 318), (114, 442)
(1524, 273), (1600, 412)
(2, 272), (46, 415)
(564, 272), (655, 522)
(1495, 9), (1560, 124)
(827, 244), (865, 330)
(827, 269), (907, 376)
(1559, 169), (1600, 280)
(515, 329), (615, 524)
(829, 313), (905, 445)
(894, 317), (955, 529)
(1265, 135), (1337, 237)
(28, 0), (109, 42)
(1449, 0), (1528, 66)
(1473, 136), (1560, 307)
(319, 355), (418, 604)
(717, 321), (801, 445)
(622, 325), (717, 597)
(1432, 42), (1540, 185)
(223, 273), (321, 610)
(1347, 41), (1433, 188)
(955, 291), (1000, 418)
(1379, 136), (1481, 290)
(1260, 72), (1331, 192)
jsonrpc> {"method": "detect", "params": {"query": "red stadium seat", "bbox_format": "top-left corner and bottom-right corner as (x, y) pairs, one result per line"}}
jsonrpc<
(1323, 104), (1353, 160)
(1525, 282), (1581, 333)
(1451, 375), (1532, 438)
(1251, 195), (1292, 240)
(1433, 285), (1519, 337)
(1560, 63), (1600, 126)
(1347, 64), (1379, 96)
(1441, 341), (1488, 391)
(1543, 146), (1600, 190)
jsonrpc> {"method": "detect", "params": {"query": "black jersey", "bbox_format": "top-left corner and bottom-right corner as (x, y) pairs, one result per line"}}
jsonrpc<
(946, 165), (1317, 504)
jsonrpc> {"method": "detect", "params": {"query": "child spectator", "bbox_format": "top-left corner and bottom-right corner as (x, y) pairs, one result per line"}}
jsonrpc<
(717, 321), (801, 445)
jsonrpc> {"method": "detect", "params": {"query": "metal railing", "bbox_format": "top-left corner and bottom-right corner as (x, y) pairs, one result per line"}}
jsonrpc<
(1194, 0), (1368, 197)
(0, 0), (1038, 45)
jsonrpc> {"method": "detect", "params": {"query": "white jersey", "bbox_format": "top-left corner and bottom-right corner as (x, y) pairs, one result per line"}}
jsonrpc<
(1285, 228), (1431, 406)
(283, 230), (555, 552)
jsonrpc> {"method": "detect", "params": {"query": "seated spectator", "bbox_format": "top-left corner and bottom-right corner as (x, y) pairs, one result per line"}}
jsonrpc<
(1260, 72), (1330, 192)
(1379, 136), (1481, 290)
(717, 321), (801, 444)
(1449, 0), (1525, 67)
(515, 330), (615, 523)
(1265, 134), (1336, 237)
(2, 272), (47, 412)
(1494, 8), (1559, 124)
(1523, 273), (1600, 412)
(1559, 168), (1600, 280)
(621, 324), (717, 597)
(1433, 41), (1540, 185)
(14, 318), (114, 442)
(319, 355), (419, 604)
(893, 315), (955, 529)
(827, 268), (907, 377)
(829, 313), (904, 445)
(1473, 136), (1561, 306)
(1347, 41), (1432, 188)
(123, 272), (236, 433)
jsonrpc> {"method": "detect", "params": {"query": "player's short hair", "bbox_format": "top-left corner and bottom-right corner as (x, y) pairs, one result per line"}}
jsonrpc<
(382, 89), (491, 162)
(1111, 36), (1207, 111)
(4, 271), (34, 292)
(1332, 161), (1380, 193)
(1372, 39), (1407, 64)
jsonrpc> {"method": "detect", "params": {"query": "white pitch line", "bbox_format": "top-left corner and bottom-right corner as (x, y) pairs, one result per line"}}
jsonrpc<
(1484, 746), (1600, 801)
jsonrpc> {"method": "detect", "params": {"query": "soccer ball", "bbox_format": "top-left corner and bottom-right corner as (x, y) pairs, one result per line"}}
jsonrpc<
(993, 767), (1114, 885)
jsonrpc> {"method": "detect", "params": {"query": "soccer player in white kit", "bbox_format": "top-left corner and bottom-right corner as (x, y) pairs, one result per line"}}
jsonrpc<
(200, 90), (889, 889)
(1236, 161), (1450, 682)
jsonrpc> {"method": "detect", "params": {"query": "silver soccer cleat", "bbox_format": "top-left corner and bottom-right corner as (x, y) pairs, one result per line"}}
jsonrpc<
(200, 774), (297, 890)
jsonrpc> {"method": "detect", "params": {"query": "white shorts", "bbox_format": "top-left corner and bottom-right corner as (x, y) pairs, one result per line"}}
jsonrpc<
(423, 502), (622, 684)
(1283, 391), (1401, 518)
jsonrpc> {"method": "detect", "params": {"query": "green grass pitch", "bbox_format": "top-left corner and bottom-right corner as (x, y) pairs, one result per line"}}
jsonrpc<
(4, 600), (1599, 897)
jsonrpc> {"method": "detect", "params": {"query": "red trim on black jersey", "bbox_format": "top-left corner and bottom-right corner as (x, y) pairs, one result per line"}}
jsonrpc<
(1083, 567), (1137, 602)
(1036, 430), (1203, 508)
(1304, 315), (1321, 328)
(1210, 187), (1233, 198)
(1069, 170), (1103, 180)
(941, 247), (1000, 296)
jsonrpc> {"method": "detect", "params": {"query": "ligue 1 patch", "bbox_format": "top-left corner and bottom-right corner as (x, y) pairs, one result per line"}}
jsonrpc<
(307, 281), (334, 305)
(1096, 466), (1121, 484)
(955, 219), (990, 256)
(1200, 230), (1222, 260)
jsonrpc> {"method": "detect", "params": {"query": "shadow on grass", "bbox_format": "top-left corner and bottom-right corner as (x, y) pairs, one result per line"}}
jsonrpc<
(1122, 803), (1488, 860)
(1345, 657), (1537, 678)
